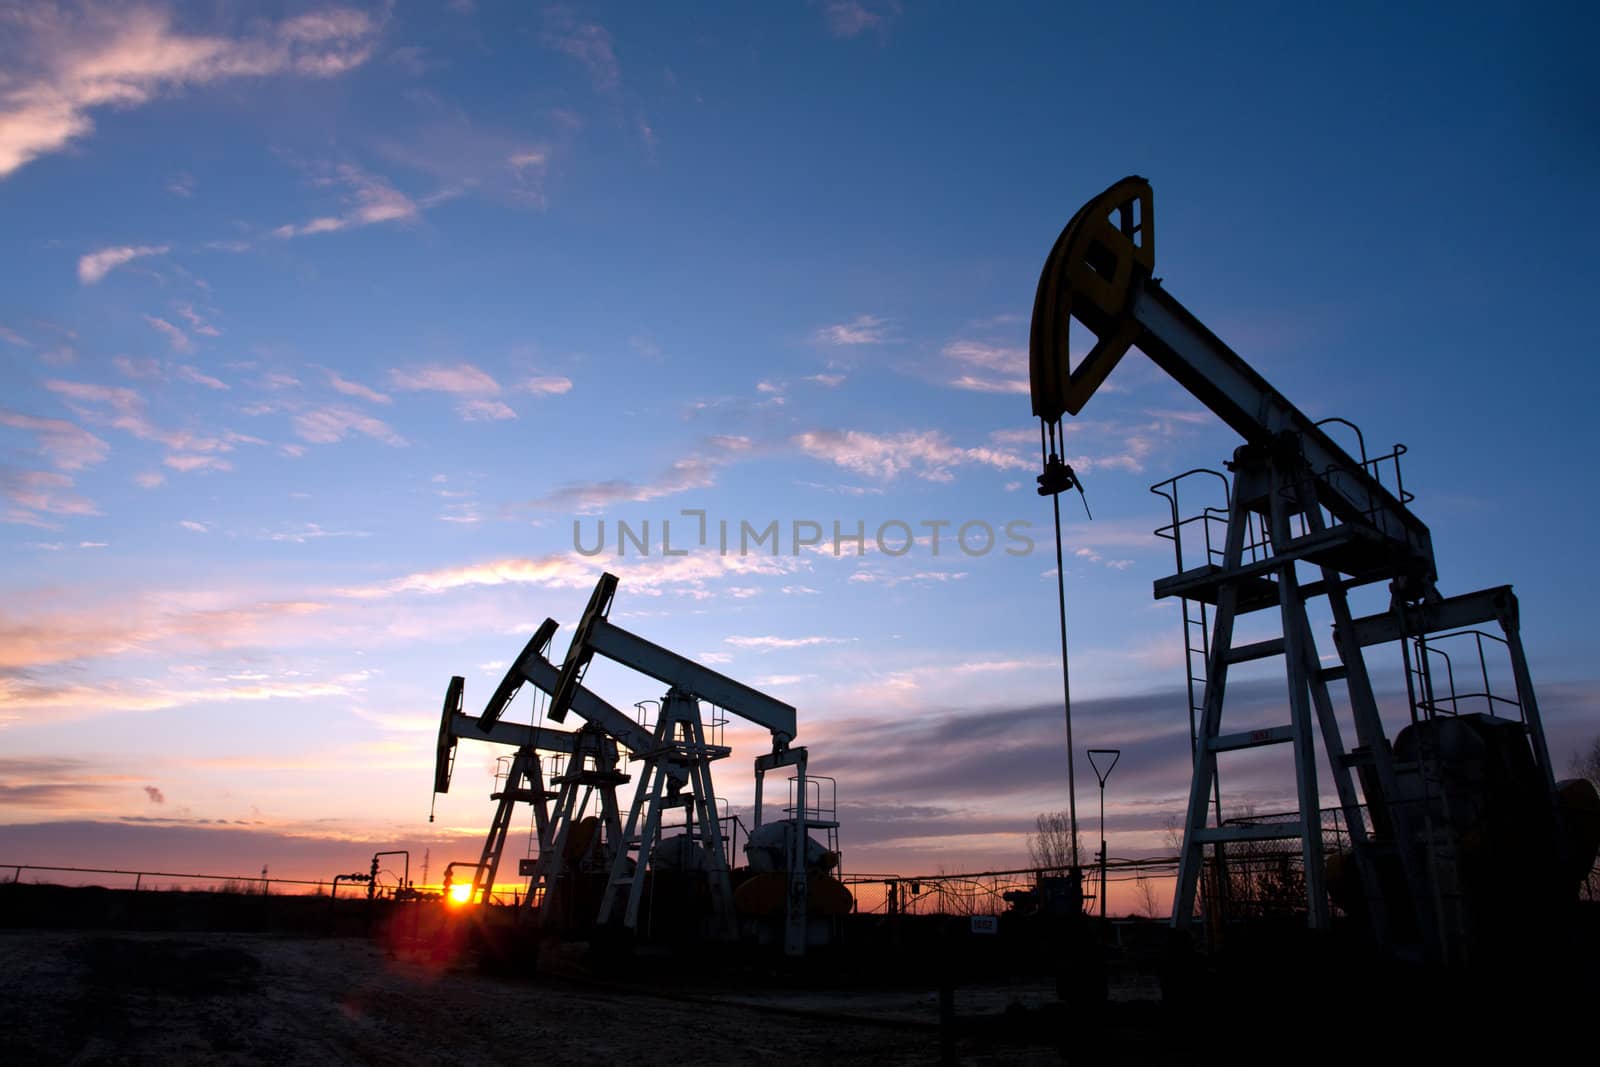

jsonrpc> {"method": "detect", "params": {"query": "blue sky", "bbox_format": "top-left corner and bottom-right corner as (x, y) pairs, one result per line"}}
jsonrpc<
(2, 2), (1596, 907)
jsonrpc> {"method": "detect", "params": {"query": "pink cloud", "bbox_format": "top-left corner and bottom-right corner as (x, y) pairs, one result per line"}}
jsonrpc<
(2, 7), (379, 181)
(321, 368), (391, 404)
(389, 362), (500, 394)
(0, 409), (109, 470)
(793, 428), (1030, 481)
(290, 405), (407, 447)
(77, 245), (168, 284)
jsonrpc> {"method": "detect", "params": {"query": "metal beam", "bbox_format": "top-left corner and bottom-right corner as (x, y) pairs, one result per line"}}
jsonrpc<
(448, 712), (574, 754)
(1194, 823), (1306, 845)
(516, 651), (660, 758)
(1131, 281), (1434, 578)
(588, 617), (798, 743)
(1346, 585), (1514, 649)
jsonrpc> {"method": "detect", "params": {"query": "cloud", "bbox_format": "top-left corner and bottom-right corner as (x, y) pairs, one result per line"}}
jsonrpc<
(163, 453), (232, 472)
(0, 409), (109, 470)
(178, 519), (208, 532)
(262, 523), (369, 544)
(540, 6), (619, 92)
(0, 674), (351, 717)
(813, 314), (893, 346)
(45, 378), (253, 460)
(820, 1), (901, 39)
(0, 595), (330, 672)
(793, 428), (1031, 481)
(172, 302), (220, 336)
(0, 466), (99, 526)
(456, 398), (516, 422)
(390, 362), (500, 394)
(143, 315), (193, 353)
(942, 340), (1029, 394)
(272, 163), (419, 238)
(340, 547), (802, 603)
(949, 375), (1030, 395)
(847, 569), (968, 588)
(1, 6), (379, 180)
(806, 373), (846, 387)
(290, 405), (406, 447)
(724, 635), (853, 651)
(520, 375), (572, 396)
(321, 368), (391, 404)
(143, 785), (164, 804)
(173, 364), (228, 390)
(77, 244), (168, 284)
(529, 436), (752, 512)
(134, 470), (165, 489)
(345, 553), (595, 599)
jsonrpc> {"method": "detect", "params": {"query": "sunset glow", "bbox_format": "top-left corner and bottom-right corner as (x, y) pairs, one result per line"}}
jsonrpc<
(1, 3), (1594, 921)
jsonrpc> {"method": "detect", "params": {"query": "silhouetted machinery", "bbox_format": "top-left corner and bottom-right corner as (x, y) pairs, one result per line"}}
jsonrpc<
(1029, 177), (1599, 962)
(431, 572), (850, 956)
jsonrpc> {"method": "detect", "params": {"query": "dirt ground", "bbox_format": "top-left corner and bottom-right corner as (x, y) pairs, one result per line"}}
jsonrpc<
(0, 930), (1075, 1065)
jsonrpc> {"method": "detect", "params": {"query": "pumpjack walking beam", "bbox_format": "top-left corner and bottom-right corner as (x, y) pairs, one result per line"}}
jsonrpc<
(1028, 177), (1559, 960)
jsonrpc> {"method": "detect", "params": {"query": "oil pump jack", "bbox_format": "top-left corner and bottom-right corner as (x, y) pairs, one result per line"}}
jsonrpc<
(1028, 177), (1590, 963)
(433, 618), (668, 923)
(436, 573), (838, 956)
(544, 573), (826, 956)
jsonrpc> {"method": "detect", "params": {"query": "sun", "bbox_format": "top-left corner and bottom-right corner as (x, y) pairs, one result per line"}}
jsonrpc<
(448, 883), (472, 905)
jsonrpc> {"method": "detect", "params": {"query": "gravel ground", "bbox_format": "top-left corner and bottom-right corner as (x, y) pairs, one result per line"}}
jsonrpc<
(0, 930), (1076, 1065)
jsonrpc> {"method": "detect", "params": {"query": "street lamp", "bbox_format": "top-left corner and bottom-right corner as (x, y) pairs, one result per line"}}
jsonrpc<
(1087, 749), (1120, 919)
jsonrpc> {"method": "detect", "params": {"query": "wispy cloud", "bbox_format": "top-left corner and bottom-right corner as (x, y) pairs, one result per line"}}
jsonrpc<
(0, 674), (351, 718)
(0, 409), (109, 470)
(520, 375), (573, 396)
(272, 164), (419, 239)
(390, 362), (515, 422)
(942, 340), (1028, 394)
(164, 454), (231, 473)
(820, 0), (901, 39)
(321, 368), (391, 404)
(540, 6), (620, 93)
(724, 635), (854, 651)
(0, 466), (99, 526)
(44, 378), (256, 466)
(143, 314), (192, 353)
(529, 436), (752, 512)
(290, 405), (406, 447)
(0, 594), (329, 672)
(78, 245), (168, 284)
(173, 364), (228, 390)
(793, 428), (1030, 481)
(813, 314), (894, 346)
(848, 569), (969, 588)
(457, 398), (517, 422)
(0, 6), (379, 180)
(261, 522), (369, 544)
(172, 303), (220, 337)
(390, 362), (501, 394)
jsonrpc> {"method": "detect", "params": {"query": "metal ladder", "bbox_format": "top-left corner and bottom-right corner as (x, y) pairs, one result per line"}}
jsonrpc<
(1161, 440), (1429, 951)
(599, 689), (736, 939)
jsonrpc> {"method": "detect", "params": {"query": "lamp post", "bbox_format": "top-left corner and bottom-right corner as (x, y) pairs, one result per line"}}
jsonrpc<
(1087, 749), (1120, 919)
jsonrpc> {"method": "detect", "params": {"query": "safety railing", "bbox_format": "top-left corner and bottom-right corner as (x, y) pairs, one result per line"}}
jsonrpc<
(1406, 628), (1524, 724)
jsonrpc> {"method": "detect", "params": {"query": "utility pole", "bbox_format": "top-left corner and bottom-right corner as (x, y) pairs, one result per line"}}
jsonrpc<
(1087, 749), (1120, 919)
